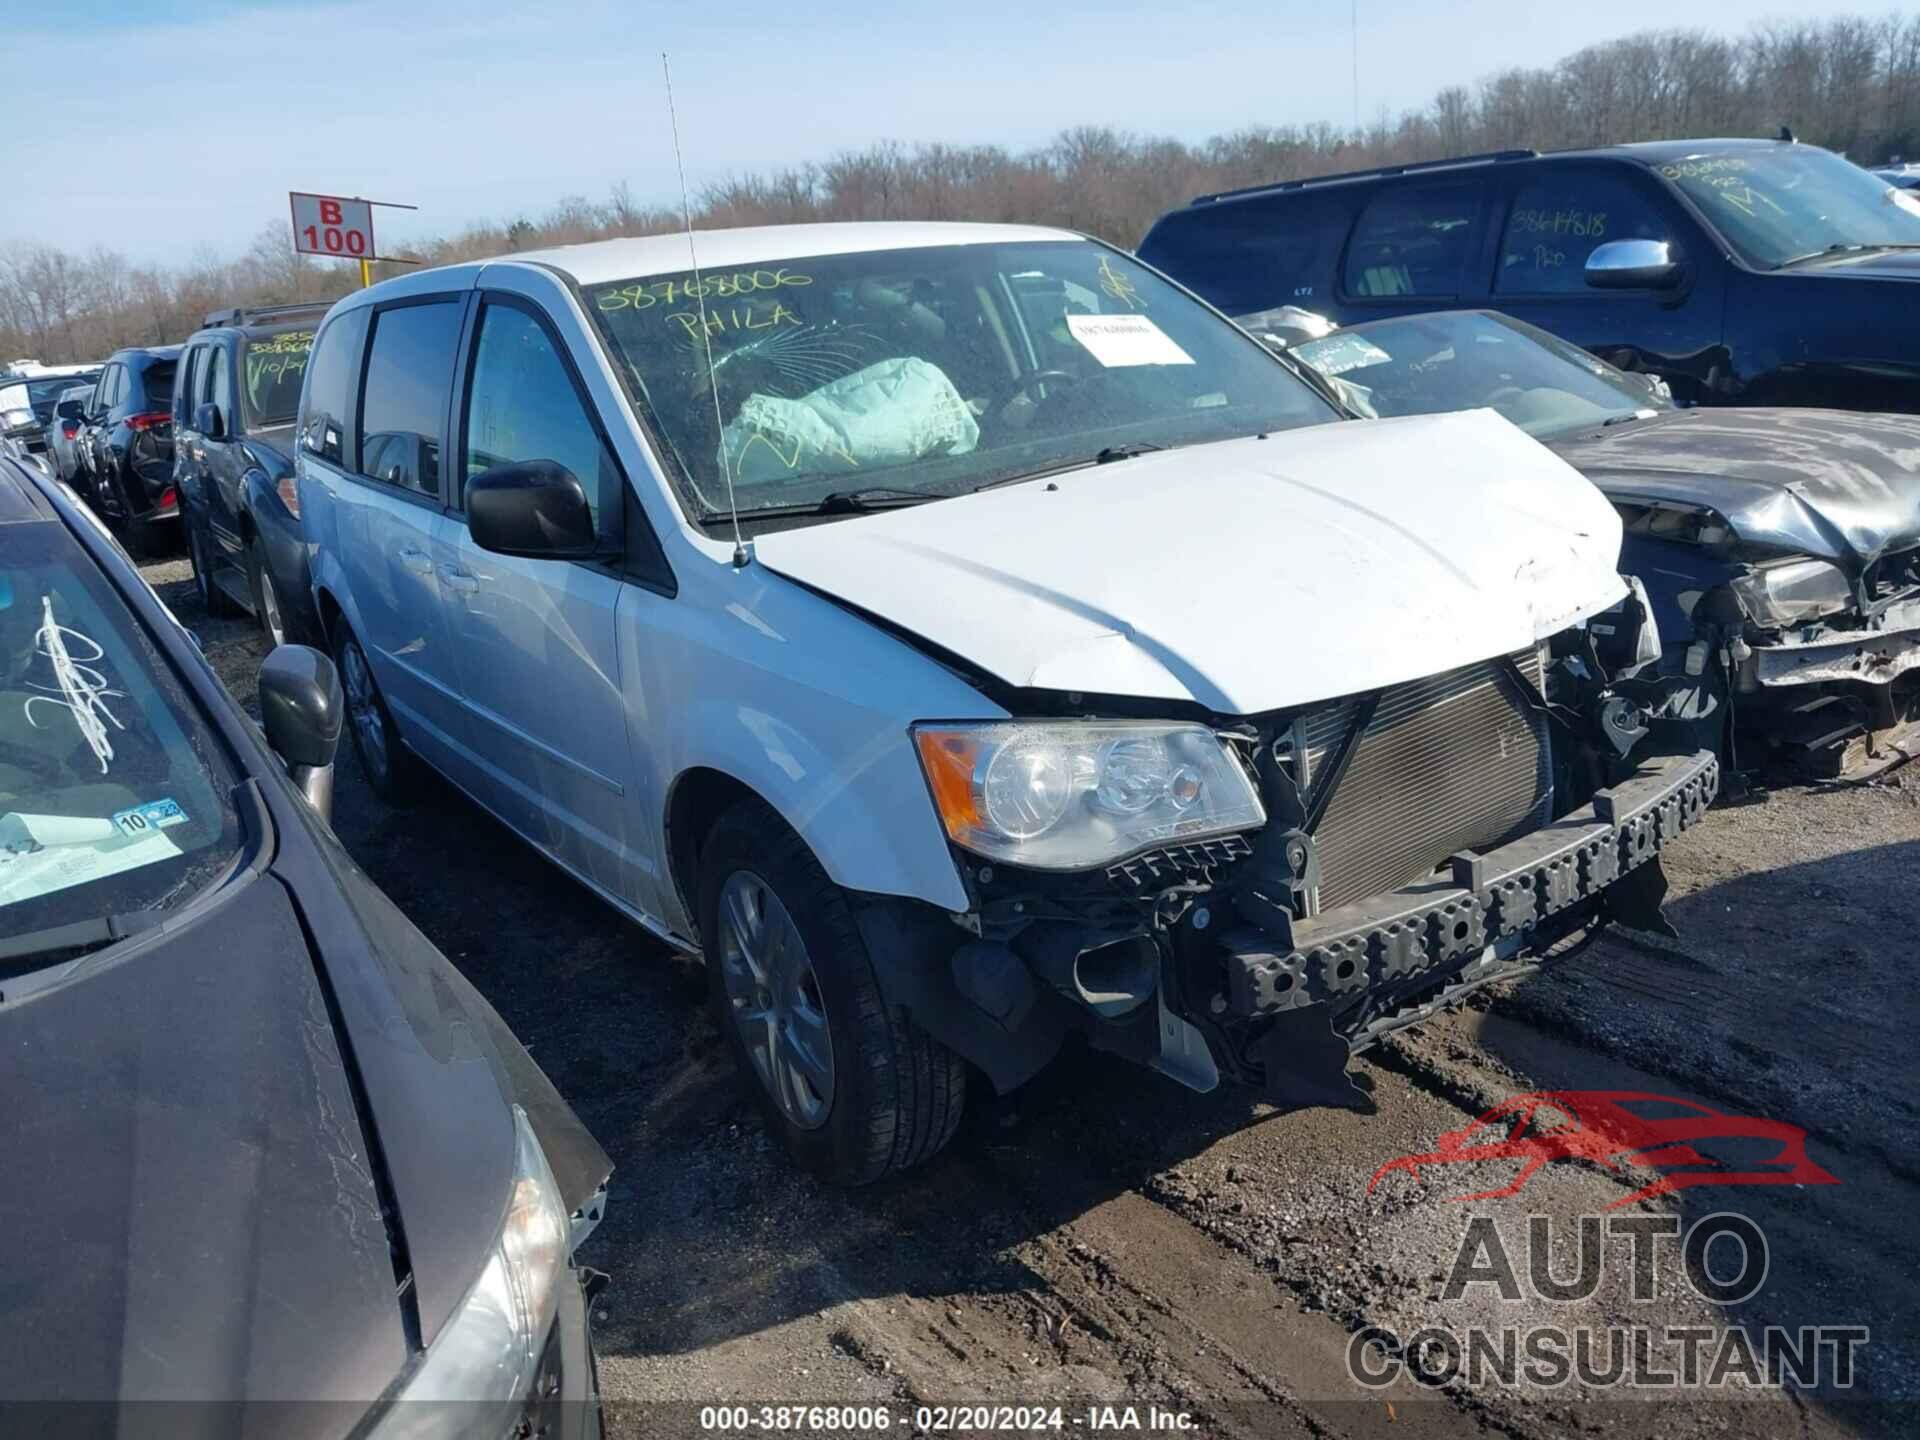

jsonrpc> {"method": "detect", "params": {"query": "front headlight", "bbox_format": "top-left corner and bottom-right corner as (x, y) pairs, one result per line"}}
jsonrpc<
(913, 720), (1265, 870)
(376, 1106), (572, 1434)
(1730, 558), (1852, 627)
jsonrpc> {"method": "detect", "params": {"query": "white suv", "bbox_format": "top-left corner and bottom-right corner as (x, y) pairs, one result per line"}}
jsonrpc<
(297, 222), (1715, 1184)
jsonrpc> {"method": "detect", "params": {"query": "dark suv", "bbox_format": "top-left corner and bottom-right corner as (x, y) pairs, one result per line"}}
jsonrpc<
(1139, 137), (1920, 413)
(175, 303), (329, 644)
(78, 345), (181, 553)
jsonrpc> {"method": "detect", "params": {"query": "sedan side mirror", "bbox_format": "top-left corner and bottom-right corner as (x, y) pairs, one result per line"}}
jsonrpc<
(1585, 239), (1681, 290)
(467, 460), (598, 560)
(194, 402), (225, 440)
(259, 644), (344, 819)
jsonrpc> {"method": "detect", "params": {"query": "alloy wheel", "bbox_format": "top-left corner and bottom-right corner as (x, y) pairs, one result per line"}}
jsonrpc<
(717, 871), (835, 1130)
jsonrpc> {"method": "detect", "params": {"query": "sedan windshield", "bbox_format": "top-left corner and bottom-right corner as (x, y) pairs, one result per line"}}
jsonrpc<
(1657, 147), (1920, 268)
(0, 521), (239, 950)
(585, 240), (1334, 520)
(1291, 311), (1668, 438)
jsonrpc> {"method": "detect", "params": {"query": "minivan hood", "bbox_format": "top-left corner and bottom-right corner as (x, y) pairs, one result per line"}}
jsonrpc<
(0, 874), (410, 1412)
(1546, 407), (1920, 572)
(753, 409), (1626, 714)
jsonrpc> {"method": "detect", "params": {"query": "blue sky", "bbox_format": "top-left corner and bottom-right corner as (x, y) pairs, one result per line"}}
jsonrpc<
(1, 0), (1871, 265)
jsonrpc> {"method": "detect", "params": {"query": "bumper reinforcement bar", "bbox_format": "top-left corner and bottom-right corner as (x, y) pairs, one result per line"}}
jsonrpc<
(1222, 748), (1720, 1019)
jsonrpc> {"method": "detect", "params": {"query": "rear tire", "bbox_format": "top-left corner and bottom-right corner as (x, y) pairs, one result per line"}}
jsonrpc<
(332, 621), (419, 805)
(698, 797), (966, 1185)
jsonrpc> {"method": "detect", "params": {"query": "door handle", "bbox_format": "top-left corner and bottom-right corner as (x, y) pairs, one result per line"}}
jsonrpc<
(440, 566), (480, 595)
(397, 545), (432, 574)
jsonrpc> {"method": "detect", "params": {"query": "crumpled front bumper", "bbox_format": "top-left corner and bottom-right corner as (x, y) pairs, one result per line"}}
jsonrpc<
(1213, 749), (1718, 1090)
(1747, 597), (1920, 689)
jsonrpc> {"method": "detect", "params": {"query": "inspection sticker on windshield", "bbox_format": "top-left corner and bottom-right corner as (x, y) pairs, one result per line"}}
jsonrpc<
(112, 798), (187, 836)
(1066, 313), (1194, 367)
(1296, 334), (1391, 376)
(0, 811), (182, 908)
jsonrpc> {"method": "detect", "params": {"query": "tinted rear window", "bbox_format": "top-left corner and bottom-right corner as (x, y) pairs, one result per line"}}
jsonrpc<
(1140, 195), (1353, 316)
(1344, 183), (1485, 299)
(141, 363), (176, 407)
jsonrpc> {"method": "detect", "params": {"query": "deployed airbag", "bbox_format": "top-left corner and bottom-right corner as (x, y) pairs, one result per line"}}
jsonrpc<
(723, 357), (979, 484)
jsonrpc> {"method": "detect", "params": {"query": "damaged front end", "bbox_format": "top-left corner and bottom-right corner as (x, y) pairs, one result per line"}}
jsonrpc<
(1616, 499), (1920, 774)
(870, 607), (1717, 1110)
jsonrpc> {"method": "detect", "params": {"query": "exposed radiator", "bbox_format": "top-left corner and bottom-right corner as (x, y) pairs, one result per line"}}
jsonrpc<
(1308, 652), (1550, 912)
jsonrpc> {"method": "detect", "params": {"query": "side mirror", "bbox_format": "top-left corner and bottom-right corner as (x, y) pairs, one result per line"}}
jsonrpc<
(259, 643), (344, 819)
(1584, 239), (1681, 291)
(194, 401), (225, 440)
(466, 460), (597, 559)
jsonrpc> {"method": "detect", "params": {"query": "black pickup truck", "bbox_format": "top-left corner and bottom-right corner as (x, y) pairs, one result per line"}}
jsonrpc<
(174, 304), (327, 644)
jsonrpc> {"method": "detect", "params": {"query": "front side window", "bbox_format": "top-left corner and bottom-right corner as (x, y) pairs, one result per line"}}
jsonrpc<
(1658, 146), (1920, 268)
(358, 302), (461, 497)
(1496, 172), (1675, 294)
(585, 240), (1333, 524)
(0, 522), (240, 945)
(1291, 310), (1666, 438)
(463, 303), (617, 529)
(206, 348), (231, 426)
(242, 329), (314, 428)
(300, 309), (368, 467)
(173, 349), (200, 425)
(1344, 184), (1485, 298)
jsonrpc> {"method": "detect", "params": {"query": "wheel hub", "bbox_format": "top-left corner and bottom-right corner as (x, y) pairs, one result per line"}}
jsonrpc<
(717, 871), (835, 1130)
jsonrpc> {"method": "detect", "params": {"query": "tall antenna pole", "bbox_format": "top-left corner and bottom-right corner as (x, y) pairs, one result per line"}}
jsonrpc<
(1351, 0), (1360, 136)
(663, 52), (748, 569)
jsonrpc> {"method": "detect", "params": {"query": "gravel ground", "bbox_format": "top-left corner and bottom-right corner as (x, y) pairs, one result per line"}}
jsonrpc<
(146, 549), (1920, 1439)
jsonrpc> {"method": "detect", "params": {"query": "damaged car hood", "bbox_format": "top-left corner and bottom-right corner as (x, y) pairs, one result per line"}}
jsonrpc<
(1547, 408), (1920, 572)
(753, 409), (1626, 714)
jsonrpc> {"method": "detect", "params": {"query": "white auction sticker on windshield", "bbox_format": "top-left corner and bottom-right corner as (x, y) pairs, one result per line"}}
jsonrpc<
(0, 811), (182, 908)
(1066, 313), (1195, 367)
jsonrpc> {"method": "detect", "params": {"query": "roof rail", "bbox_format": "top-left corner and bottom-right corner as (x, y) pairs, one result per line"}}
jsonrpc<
(1190, 149), (1540, 206)
(201, 300), (333, 330)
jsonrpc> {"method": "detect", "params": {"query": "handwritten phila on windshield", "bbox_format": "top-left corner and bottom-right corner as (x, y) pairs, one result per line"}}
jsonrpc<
(597, 269), (813, 342)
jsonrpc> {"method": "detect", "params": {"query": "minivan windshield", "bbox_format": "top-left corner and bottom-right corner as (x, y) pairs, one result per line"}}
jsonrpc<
(1291, 311), (1668, 438)
(585, 240), (1334, 520)
(0, 521), (239, 952)
(1657, 147), (1920, 268)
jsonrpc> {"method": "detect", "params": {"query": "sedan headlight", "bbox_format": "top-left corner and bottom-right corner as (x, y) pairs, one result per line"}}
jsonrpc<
(1730, 558), (1852, 627)
(913, 720), (1265, 870)
(376, 1106), (571, 1436)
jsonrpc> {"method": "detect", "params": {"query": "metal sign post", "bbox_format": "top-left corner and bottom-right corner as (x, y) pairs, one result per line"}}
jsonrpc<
(288, 192), (420, 287)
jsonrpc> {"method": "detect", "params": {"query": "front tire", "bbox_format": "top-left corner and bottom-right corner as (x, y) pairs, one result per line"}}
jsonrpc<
(332, 621), (418, 804)
(698, 797), (966, 1185)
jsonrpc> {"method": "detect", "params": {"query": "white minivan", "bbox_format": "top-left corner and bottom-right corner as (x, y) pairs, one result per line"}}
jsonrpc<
(297, 222), (1717, 1184)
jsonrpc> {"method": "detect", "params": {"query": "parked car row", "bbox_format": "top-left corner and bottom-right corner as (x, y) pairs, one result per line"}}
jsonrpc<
(10, 132), (1915, 1429)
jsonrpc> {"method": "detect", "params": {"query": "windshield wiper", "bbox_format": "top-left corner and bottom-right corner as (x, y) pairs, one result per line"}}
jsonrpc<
(1094, 442), (1164, 463)
(701, 487), (935, 524)
(970, 442), (1175, 494)
(1600, 409), (1659, 428)
(1774, 242), (1920, 269)
(0, 910), (162, 971)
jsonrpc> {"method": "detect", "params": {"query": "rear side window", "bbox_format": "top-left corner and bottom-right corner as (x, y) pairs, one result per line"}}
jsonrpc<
(300, 309), (368, 467)
(1497, 171), (1676, 295)
(357, 301), (462, 498)
(1344, 184), (1484, 299)
(1139, 195), (1351, 315)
